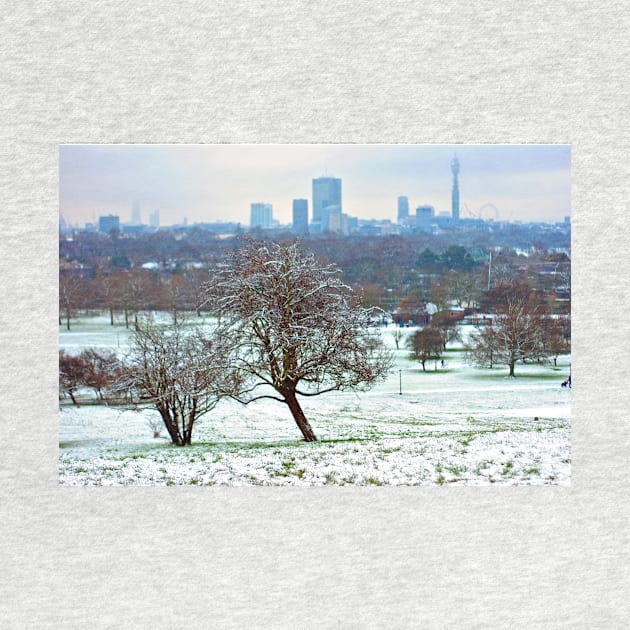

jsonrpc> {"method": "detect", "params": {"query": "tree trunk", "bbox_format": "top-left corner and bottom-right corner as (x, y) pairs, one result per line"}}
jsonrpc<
(509, 359), (516, 377)
(159, 406), (184, 445)
(284, 391), (318, 442)
(69, 390), (79, 406)
(109, 306), (114, 326)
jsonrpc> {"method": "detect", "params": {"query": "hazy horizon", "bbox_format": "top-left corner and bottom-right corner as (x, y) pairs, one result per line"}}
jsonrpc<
(59, 144), (571, 227)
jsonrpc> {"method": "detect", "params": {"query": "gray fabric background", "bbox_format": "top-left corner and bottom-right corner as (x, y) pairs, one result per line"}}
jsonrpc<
(1, 1), (628, 627)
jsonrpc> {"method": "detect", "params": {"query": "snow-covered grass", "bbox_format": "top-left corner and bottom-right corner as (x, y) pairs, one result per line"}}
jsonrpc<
(59, 314), (571, 486)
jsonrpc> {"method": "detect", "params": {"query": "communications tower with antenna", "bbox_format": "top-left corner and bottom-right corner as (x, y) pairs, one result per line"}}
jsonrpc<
(451, 155), (460, 222)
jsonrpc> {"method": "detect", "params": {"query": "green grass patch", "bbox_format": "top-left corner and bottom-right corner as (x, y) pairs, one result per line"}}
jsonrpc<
(468, 369), (568, 381)
(364, 476), (384, 486)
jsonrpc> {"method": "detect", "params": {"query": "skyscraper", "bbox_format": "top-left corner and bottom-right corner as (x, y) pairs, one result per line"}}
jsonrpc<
(312, 176), (342, 224)
(250, 203), (273, 229)
(292, 199), (308, 233)
(397, 196), (409, 222)
(451, 155), (460, 222)
(131, 201), (141, 225)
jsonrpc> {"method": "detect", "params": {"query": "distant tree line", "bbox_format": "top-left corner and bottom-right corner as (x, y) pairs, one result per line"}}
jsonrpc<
(60, 230), (570, 329)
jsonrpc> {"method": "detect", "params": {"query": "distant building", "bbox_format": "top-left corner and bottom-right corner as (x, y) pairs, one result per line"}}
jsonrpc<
(312, 177), (342, 224)
(121, 224), (146, 235)
(320, 204), (342, 233)
(416, 205), (435, 232)
(149, 209), (160, 228)
(451, 155), (460, 222)
(98, 214), (120, 233)
(59, 215), (69, 234)
(191, 221), (241, 234)
(397, 196), (409, 222)
(292, 199), (308, 233)
(131, 201), (141, 225)
(250, 203), (273, 229)
(357, 218), (399, 236)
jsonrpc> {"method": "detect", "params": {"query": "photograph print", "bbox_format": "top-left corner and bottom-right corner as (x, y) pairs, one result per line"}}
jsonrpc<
(59, 144), (571, 486)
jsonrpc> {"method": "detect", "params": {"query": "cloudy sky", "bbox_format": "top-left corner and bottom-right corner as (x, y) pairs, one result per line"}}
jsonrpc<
(59, 144), (571, 226)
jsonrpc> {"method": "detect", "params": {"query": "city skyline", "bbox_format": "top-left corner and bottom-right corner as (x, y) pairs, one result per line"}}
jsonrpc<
(59, 144), (571, 227)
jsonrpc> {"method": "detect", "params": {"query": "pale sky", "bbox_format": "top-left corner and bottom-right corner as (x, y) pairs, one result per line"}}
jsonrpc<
(59, 144), (571, 226)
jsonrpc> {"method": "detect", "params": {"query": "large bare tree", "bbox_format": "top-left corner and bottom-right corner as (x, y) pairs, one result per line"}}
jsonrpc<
(205, 241), (392, 442)
(468, 284), (547, 376)
(120, 321), (237, 445)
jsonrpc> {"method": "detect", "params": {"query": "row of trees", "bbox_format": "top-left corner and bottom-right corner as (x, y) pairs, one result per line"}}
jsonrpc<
(60, 230), (571, 331)
(59, 349), (121, 405)
(465, 286), (570, 376)
(400, 282), (570, 376)
(60, 242), (393, 444)
(59, 267), (209, 330)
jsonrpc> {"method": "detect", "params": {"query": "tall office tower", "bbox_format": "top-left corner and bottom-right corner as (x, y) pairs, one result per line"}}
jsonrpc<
(451, 155), (460, 222)
(292, 199), (308, 233)
(131, 201), (141, 225)
(397, 196), (409, 222)
(149, 209), (160, 228)
(312, 176), (342, 224)
(250, 202), (273, 229)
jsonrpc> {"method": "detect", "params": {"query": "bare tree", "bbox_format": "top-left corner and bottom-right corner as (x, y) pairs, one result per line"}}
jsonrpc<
(205, 241), (392, 442)
(183, 266), (211, 317)
(469, 286), (546, 376)
(161, 273), (190, 325)
(407, 327), (443, 371)
(119, 320), (237, 445)
(59, 350), (86, 405)
(59, 273), (88, 331)
(431, 311), (462, 350)
(540, 314), (571, 366)
(80, 348), (122, 400)
(392, 328), (404, 350)
(120, 270), (154, 328)
(465, 324), (500, 368)
(442, 269), (483, 308)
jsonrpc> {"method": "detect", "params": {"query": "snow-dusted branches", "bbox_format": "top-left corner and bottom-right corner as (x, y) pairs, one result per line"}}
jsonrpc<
(120, 320), (238, 445)
(203, 241), (393, 441)
(466, 285), (560, 376)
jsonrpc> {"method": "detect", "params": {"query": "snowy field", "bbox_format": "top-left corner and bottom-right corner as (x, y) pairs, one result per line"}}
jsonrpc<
(59, 314), (571, 486)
